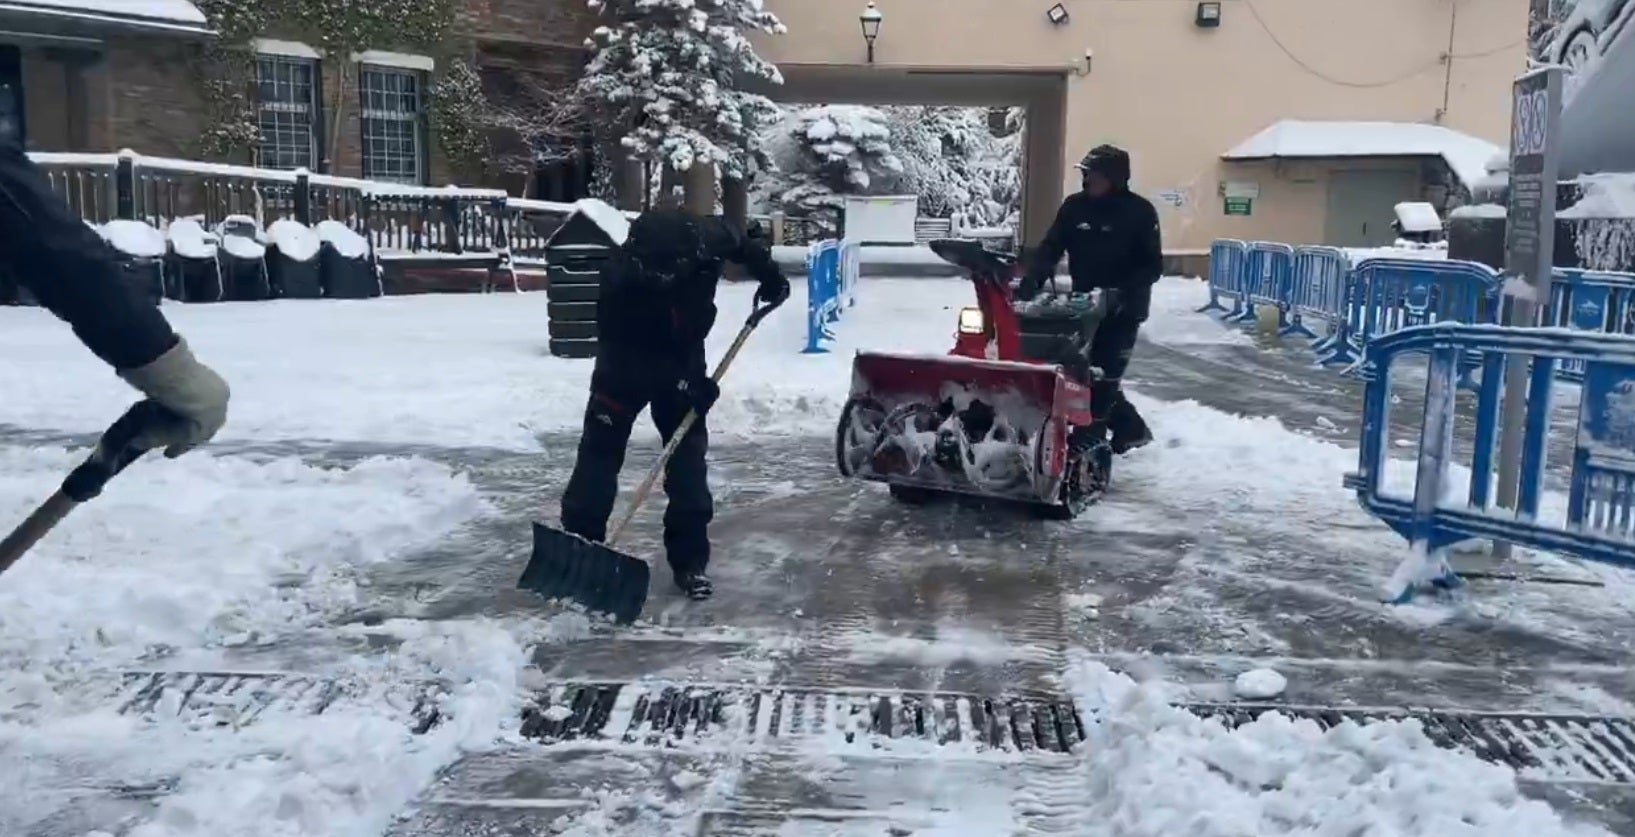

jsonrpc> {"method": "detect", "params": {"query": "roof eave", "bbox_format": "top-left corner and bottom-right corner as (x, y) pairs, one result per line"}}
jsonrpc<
(0, 6), (215, 40)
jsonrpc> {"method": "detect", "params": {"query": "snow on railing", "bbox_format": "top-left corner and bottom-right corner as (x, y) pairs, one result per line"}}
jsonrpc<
(26, 148), (573, 260)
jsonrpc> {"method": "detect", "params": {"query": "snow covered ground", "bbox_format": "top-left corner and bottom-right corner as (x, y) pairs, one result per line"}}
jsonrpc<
(0, 276), (1631, 835)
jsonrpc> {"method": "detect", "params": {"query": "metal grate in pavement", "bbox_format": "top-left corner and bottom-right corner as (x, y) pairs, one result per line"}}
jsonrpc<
(114, 671), (442, 734)
(1187, 702), (1635, 786)
(520, 682), (1085, 755)
(520, 682), (1635, 785)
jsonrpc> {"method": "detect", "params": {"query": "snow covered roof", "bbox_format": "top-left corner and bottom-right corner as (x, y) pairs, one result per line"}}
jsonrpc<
(1222, 120), (1504, 189)
(0, 0), (211, 35)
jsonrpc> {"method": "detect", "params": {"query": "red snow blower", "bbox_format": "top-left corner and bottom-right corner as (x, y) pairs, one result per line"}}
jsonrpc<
(834, 238), (1114, 519)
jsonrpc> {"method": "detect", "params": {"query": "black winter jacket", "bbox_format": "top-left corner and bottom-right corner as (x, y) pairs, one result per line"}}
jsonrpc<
(597, 210), (785, 368)
(0, 136), (177, 369)
(1021, 189), (1163, 320)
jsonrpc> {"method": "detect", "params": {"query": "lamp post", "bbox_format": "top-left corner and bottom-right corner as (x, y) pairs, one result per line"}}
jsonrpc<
(860, 1), (882, 64)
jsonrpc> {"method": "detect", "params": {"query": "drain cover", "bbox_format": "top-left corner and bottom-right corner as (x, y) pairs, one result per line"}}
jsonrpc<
(115, 671), (441, 734)
(521, 683), (1085, 755)
(1188, 702), (1635, 785)
(521, 682), (1635, 785)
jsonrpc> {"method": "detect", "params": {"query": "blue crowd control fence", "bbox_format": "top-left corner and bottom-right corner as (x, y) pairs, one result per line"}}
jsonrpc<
(1204, 241), (1504, 381)
(1545, 268), (1635, 382)
(1198, 239), (1248, 317)
(1344, 323), (1635, 603)
(1239, 242), (1298, 332)
(1290, 246), (1356, 363)
(802, 238), (861, 354)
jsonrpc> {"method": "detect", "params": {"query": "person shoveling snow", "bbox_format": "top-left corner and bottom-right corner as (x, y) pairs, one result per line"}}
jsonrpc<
(521, 209), (789, 619)
(0, 134), (230, 574)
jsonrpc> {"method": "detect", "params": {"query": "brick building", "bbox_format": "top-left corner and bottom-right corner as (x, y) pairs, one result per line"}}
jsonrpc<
(2, 0), (601, 196)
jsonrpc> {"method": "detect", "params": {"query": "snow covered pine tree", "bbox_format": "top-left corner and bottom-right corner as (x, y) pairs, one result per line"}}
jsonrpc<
(579, 0), (787, 185)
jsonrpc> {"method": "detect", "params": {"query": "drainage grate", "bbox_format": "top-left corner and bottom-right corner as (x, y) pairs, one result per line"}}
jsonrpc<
(520, 683), (1085, 755)
(1187, 702), (1635, 785)
(114, 671), (442, 734)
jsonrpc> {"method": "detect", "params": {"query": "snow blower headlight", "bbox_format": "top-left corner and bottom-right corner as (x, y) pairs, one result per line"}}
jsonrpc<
(958, 307), (985, 334)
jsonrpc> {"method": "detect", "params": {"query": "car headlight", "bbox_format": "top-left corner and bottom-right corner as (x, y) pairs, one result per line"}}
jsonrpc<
(958, 307), (985, 334)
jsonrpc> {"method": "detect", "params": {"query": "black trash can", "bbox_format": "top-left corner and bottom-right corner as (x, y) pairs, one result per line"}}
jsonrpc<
(163, 218), (220, 302)
(268, 219), (322, 299)
(317, 220), (380, 299)
(216, 217), (271, 302)
(101, 220), (167, 307)
(543, 200), (625, 359)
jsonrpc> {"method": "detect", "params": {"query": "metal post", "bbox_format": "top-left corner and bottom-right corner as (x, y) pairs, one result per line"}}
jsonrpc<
(113, 149), (136, 221)
(1492, 66), (1564, 560)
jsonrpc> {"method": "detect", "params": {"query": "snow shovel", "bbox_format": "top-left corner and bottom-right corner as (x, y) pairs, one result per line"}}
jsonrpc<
(0, 400), (180, 578)
(518, 300), (782, 624)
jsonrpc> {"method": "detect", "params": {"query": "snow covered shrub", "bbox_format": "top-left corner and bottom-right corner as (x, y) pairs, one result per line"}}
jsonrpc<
(752, 105), (905, 217)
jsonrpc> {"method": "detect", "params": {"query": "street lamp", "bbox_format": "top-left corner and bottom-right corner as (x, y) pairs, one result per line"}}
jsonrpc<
(860, 1), (882, 64)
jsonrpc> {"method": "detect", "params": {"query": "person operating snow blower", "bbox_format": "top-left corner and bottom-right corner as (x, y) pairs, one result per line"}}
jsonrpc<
(0, 133), (230, 576)
(554, 209), (790, 602)
(1017, 143), (1158, 455)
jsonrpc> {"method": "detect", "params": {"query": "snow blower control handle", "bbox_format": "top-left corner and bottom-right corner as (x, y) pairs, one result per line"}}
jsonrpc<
(61, 400), (178, 503)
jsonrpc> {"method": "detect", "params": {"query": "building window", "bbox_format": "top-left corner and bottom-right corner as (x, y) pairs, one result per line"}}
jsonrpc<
(254, 55), (318, 171)
(359, 66), (425, 184)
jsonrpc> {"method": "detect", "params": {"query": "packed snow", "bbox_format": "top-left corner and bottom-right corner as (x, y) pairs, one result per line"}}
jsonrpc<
(1067, 661), (1614, 837)
(101, 219), (167, 258)
(1393, 201), (1443, 233)
(1232, 667), (1289, 699)
(267, 219), (321, 262)
(167, 217), (217, 259)
(316, 219), (370, 258)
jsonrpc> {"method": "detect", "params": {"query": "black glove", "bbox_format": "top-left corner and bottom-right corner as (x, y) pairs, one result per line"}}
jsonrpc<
(677, 374), (720, 416)
(1014, 273), (1046, 302)
(754, 275), (791, 308)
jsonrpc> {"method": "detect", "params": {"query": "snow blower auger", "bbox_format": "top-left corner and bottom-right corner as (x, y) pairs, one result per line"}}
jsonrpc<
(834, 238), (1114, 520)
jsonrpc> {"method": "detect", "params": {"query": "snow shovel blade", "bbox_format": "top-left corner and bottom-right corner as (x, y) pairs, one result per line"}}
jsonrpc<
(519, 522), (650, 625)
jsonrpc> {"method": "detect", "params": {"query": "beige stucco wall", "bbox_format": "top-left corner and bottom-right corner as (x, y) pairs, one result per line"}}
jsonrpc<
(756, 0), (1528, 249)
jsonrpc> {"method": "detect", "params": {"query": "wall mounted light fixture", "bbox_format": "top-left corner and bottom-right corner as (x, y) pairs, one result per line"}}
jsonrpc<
(1047, 3), (1069, 26)
(1195, 1), (1221, 28)
(860, 1), (883, 63)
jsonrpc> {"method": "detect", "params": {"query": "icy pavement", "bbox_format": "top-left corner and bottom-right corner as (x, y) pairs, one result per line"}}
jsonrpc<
(0, 279), (1632, 835)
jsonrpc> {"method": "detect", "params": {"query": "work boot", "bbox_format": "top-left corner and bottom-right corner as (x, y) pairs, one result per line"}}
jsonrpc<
(1108, 399), (1152, 455)
(675, 570), (714, 601)
(1110, 426), (1153, 455)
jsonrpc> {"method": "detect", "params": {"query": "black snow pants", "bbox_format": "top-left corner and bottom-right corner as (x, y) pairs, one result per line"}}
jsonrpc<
(559, 347), (714, 575)
(1089, 312), (1151, 449)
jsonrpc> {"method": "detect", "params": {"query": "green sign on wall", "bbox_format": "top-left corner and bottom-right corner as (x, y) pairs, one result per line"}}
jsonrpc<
(1223, 197), (1253, 216)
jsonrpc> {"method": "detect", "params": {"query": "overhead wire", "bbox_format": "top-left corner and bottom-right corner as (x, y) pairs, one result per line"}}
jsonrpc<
(1240, 0), (1524, 89)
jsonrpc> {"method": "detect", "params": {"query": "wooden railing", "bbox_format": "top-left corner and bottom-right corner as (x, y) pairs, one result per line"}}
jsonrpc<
(28, 149), (886, 258)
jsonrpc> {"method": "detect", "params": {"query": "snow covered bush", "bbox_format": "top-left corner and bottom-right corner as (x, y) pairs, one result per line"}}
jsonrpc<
(885, 105), (1021, 228)
(753, 105), (905, 216)
(579, 0), (787, 181)
(750, 103), (1022, 228)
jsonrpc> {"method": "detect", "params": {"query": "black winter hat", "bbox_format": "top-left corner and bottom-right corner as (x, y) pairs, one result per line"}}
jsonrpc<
(1076, 144), (1131, 187)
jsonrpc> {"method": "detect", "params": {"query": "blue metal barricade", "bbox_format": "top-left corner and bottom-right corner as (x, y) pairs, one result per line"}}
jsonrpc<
(1345, 258), (1501, 382)
(1546, 268), (1635, 382)
(1234, 241), (1296, 329)
(1199, 239), (1248, 317)
(1345, 323), (1635, 602)
(1290, 245), (1350, 349)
